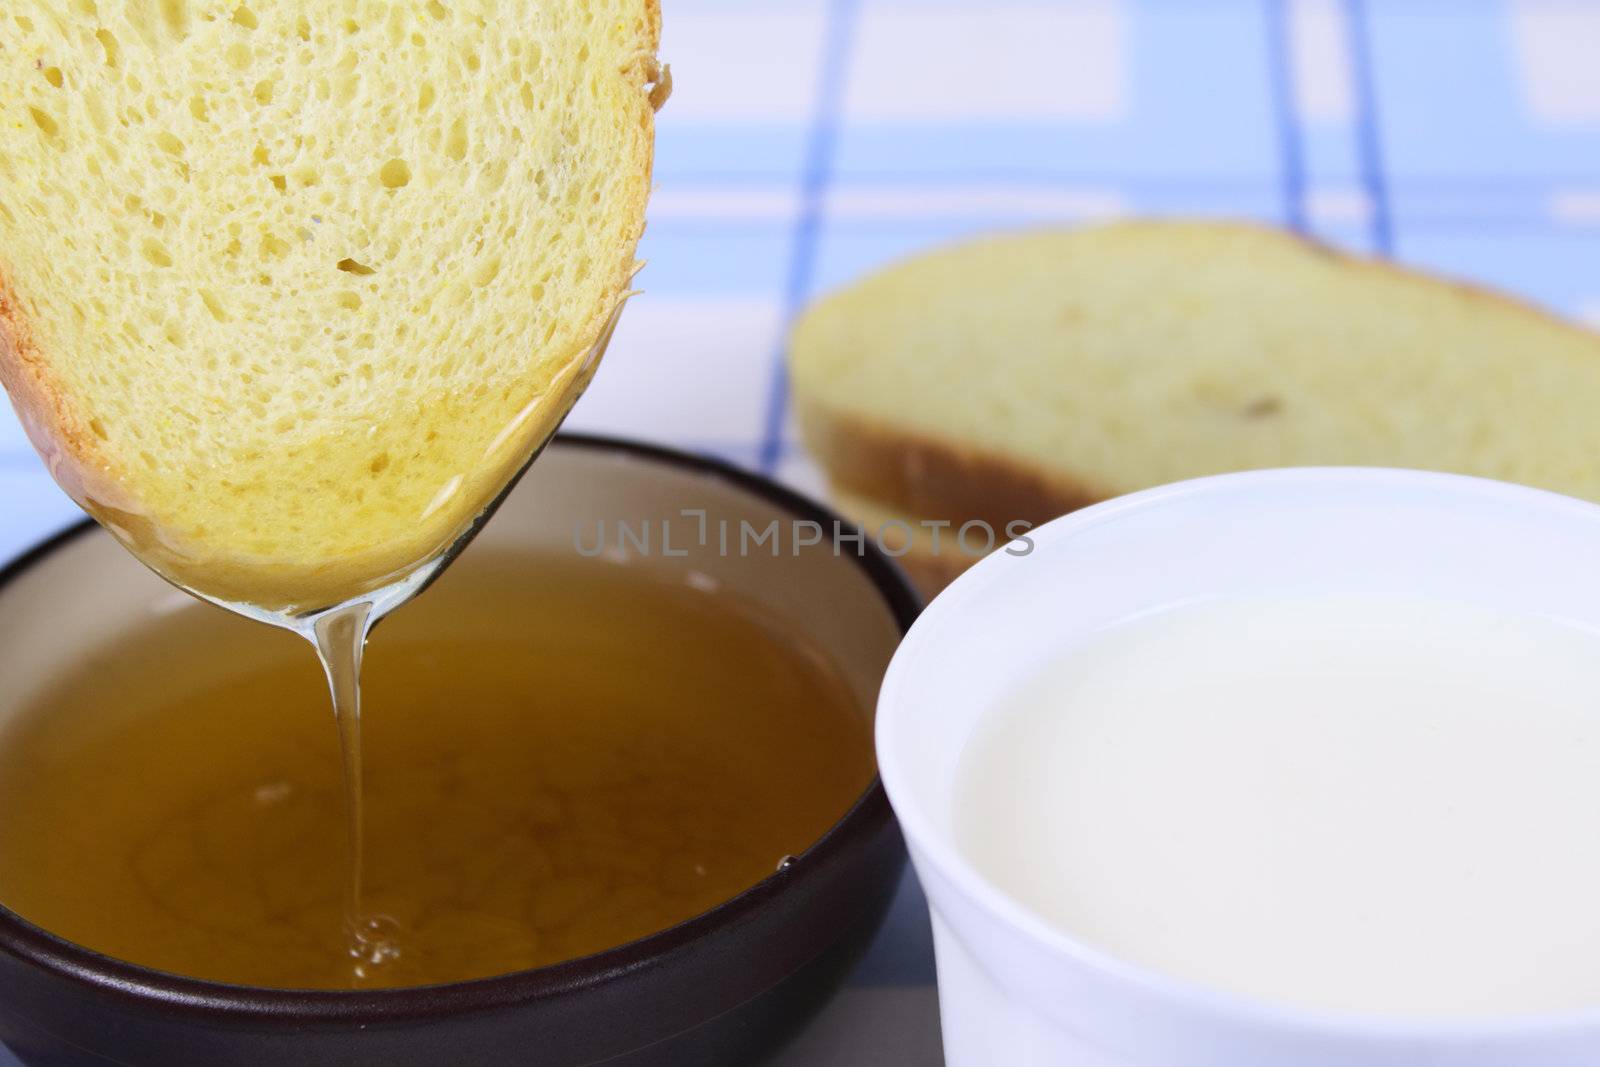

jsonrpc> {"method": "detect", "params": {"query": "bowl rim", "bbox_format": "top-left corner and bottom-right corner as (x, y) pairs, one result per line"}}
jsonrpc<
(0, 431), (921, 1025)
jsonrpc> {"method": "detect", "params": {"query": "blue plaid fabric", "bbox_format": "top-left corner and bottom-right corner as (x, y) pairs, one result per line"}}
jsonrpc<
(1, 3), (1597, 1060)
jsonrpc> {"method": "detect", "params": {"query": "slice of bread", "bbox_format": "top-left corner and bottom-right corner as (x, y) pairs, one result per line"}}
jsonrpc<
(791, 221), (1600, 594)
(0, 2), (665, 613)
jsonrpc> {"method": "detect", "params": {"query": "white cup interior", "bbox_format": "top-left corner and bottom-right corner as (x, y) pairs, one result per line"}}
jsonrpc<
(878, 468), (1600, 1066)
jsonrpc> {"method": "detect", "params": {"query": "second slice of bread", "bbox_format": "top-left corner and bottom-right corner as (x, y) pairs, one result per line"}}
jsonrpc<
(792, 221), (1600, 593)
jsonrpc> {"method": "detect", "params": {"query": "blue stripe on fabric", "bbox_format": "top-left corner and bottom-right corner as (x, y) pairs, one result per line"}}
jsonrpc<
(1347, 0), (1394, 255)
(756, 0), (860, 476)
(1264, 0), (1307, 233)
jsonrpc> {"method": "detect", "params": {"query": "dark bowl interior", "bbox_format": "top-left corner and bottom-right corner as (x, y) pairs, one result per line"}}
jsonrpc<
(0, 434), (919, 1067)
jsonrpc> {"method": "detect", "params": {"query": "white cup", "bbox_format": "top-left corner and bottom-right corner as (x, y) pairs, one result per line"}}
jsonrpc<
(876, 467), (1600, 1067)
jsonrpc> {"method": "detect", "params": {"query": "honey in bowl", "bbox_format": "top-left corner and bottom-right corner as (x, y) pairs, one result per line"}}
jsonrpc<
(0, 550), (874, 990)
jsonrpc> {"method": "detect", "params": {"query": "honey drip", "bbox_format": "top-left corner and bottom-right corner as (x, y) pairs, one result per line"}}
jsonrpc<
(308, 601), (400, 979)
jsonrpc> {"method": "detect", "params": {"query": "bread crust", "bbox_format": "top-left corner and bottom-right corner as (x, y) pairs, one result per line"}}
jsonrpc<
(0, 272), (133, 515)
(795, 393), (1103, 530)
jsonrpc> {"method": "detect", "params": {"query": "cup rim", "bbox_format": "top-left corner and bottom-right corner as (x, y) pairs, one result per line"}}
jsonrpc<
(0, 432), (922, 1025)
(876, 465), (1600, 1043)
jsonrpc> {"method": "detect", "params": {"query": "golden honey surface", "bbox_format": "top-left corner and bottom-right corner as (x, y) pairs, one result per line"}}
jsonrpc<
(0, 551), (873, 989)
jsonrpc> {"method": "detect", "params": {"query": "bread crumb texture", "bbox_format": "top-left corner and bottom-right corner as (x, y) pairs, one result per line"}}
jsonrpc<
(792, 222), (1600, 513)
(0, 1), (660, 611)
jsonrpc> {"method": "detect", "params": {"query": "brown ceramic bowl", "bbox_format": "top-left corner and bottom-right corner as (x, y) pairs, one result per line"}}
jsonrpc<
(0, 434), (919, 1067)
